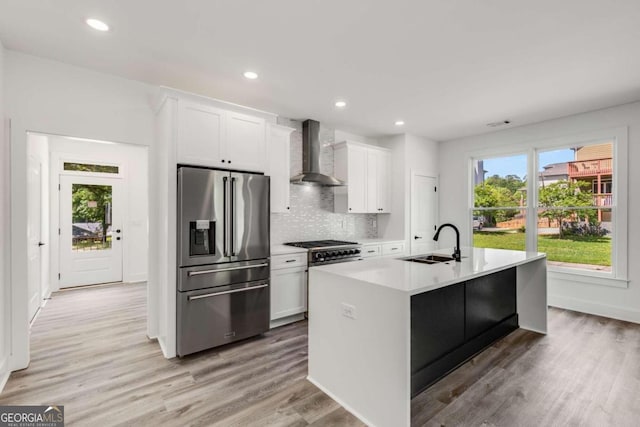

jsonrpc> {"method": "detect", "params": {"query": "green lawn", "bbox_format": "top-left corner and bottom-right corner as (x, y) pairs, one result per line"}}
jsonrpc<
(473, 231), (611, 266)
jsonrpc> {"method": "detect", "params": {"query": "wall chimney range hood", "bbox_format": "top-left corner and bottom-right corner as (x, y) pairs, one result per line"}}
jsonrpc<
(290, 119), (345, 186)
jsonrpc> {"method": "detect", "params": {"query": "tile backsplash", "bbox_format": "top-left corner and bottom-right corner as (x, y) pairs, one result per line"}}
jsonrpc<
(270, 118), (378, 244)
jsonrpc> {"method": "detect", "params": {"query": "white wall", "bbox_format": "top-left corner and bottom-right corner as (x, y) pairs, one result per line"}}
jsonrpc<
(439, 102), (640, 324)
(0, 39), (10, 390)
(378, 134), (439, 249)
(48, 136), (149, 288)
(4, 50), (155, 371)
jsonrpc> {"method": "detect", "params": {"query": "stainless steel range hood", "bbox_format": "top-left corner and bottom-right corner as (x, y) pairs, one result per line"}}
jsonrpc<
(290, 119), (345, 186)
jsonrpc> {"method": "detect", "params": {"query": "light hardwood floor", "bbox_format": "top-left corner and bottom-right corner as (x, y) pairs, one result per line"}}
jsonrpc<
(1, 283), (639, 426)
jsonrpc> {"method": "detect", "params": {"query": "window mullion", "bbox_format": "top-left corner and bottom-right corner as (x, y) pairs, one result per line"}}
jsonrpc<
(526, 148), (538, 252)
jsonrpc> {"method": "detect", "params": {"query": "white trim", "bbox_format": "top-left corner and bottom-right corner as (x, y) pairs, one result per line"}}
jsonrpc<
(156, 86), (278, 121)
(307, 376), (380, 427)
(549, 270), (628, 289)
(0, 356), (9, 393)
(549, 294), (640, 324)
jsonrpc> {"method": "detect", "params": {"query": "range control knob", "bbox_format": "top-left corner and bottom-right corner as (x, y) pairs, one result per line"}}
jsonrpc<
(354, 248), (361, 254)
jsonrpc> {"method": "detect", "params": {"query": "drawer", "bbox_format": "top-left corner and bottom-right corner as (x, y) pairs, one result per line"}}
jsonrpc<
(361, 244), (381, 258)
(271, 253), (307, 270)
(382, 242), (405, 256)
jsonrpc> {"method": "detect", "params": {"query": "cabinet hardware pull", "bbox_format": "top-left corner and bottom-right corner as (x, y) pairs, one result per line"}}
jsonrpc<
(188, 283), (268, 301)
(368, 250), (375, 253)
(285, 259), (296, 263)
(187, 263), (268, 276)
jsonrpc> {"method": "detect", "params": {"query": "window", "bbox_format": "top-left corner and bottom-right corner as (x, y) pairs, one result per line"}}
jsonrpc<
(472, 154), (527, 252)
(470, 130), (627, 284)
(64, 162), (119, 174)
(537, 143), (613, 272)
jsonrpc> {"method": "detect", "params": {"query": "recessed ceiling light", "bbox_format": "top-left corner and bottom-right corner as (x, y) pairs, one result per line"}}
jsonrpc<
(335, 100), (347, 108)
(395, 120), (405, 126)
(243, 71), (259, 80)
(86, 18), (109, 32)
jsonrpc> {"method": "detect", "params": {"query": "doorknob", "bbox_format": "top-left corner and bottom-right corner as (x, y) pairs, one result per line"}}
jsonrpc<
(414, 236), (423, 240)
(38, 242), (46, 246)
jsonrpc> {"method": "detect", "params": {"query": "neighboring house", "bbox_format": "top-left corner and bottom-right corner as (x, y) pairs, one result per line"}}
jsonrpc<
(568, 142), (613, 222)
(72, 222), (111, 239)
(538, 162), (569, 186)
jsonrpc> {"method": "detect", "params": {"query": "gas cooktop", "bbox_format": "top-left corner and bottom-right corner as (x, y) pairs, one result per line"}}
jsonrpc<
(284, 240), (359, 249)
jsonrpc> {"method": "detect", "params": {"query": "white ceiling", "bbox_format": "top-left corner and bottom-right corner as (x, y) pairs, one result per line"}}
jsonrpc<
(1, 0), (640, 141)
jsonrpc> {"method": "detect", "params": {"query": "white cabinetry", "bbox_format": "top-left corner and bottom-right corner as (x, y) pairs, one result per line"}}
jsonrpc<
(334, 141), (391, 214)
(177, 101), (225, 167)
(270, 252), (308, 328)
(374, 150), (391, 213)
(225, 112), (266, 172)
(361, 241), (406, 259)
(267, 124), (295, 213)
(176, 99), (266, 172)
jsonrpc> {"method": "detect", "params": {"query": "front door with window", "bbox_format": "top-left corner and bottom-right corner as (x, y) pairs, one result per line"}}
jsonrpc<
(59, 175), (123, 287)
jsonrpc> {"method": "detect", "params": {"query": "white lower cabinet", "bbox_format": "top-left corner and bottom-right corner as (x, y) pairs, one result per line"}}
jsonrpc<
(270, 253), (308, 327)
(382, 242), (405, 256)
(361, 244), (382, 258)
(361, 241), (406, 259)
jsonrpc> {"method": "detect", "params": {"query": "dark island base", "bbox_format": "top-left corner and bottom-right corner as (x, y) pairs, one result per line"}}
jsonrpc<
(411, 314), (519, 397)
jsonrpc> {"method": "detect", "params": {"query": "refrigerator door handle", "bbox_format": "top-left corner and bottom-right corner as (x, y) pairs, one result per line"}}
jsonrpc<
(223, 176), (229, 257)
(187, 263), (269, 276)
(231, 177), (237, 256)
(187, 283), (268, 301)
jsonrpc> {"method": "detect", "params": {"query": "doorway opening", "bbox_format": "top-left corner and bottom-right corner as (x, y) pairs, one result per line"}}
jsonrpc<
(25, 132), (148, 319)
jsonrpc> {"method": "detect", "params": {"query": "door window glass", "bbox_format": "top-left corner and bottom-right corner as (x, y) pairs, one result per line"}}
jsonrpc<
(71, 184), (113, 251)
(64, 162), (119, 174)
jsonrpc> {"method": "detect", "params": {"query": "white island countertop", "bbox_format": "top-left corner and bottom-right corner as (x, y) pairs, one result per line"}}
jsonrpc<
(313, 247), (545, 295)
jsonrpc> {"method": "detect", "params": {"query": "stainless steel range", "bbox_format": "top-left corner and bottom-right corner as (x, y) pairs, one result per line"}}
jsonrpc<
(284, 240), (362, 266)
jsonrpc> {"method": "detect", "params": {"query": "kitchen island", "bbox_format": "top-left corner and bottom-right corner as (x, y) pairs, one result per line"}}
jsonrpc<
(307, 247), (547, 427)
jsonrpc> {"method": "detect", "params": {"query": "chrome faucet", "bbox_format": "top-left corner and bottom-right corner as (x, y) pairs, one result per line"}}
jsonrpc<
(433, 223), (461, 262)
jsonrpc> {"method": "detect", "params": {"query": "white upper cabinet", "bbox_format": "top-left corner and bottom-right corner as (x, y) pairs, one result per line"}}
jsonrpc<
(267, 124), (295, 213)
(176, 99), (267, 172)
(335, 143), (368, 213)
(375, 150), (391, 213)
(225, 112), (266, 172)
(177, 101), (225, 167)
(334, 141), (391, 214)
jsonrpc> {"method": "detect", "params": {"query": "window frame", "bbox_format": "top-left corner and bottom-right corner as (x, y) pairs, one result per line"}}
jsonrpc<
(468, 126), (628, 287)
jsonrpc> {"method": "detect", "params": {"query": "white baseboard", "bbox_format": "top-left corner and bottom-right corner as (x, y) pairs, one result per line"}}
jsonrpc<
(307, 376), (379, 427)
(125, 274), (147, 283)
(549, 294), (640, 324)
(270, 313), (305, 329)
(0, 355), (10, 394)
(157, 336), (176, 359)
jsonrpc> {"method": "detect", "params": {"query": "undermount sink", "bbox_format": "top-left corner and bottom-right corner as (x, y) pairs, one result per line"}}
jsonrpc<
(404, 254), (455, 264)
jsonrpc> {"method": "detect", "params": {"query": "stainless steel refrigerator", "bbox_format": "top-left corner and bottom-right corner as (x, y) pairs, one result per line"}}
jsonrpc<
(177, 166), (270, 356)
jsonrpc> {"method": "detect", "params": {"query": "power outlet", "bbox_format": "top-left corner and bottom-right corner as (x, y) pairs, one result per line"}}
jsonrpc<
(341, 303), (357, 319)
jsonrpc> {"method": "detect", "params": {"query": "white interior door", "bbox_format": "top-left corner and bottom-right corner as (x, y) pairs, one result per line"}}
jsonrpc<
(411, 173), (438, 255)
(59, 175), (123, 287)
(27, 156), (43, 321)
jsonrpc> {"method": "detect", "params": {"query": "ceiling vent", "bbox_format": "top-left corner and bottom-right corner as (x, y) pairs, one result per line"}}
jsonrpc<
(486, 120), (511, 127)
